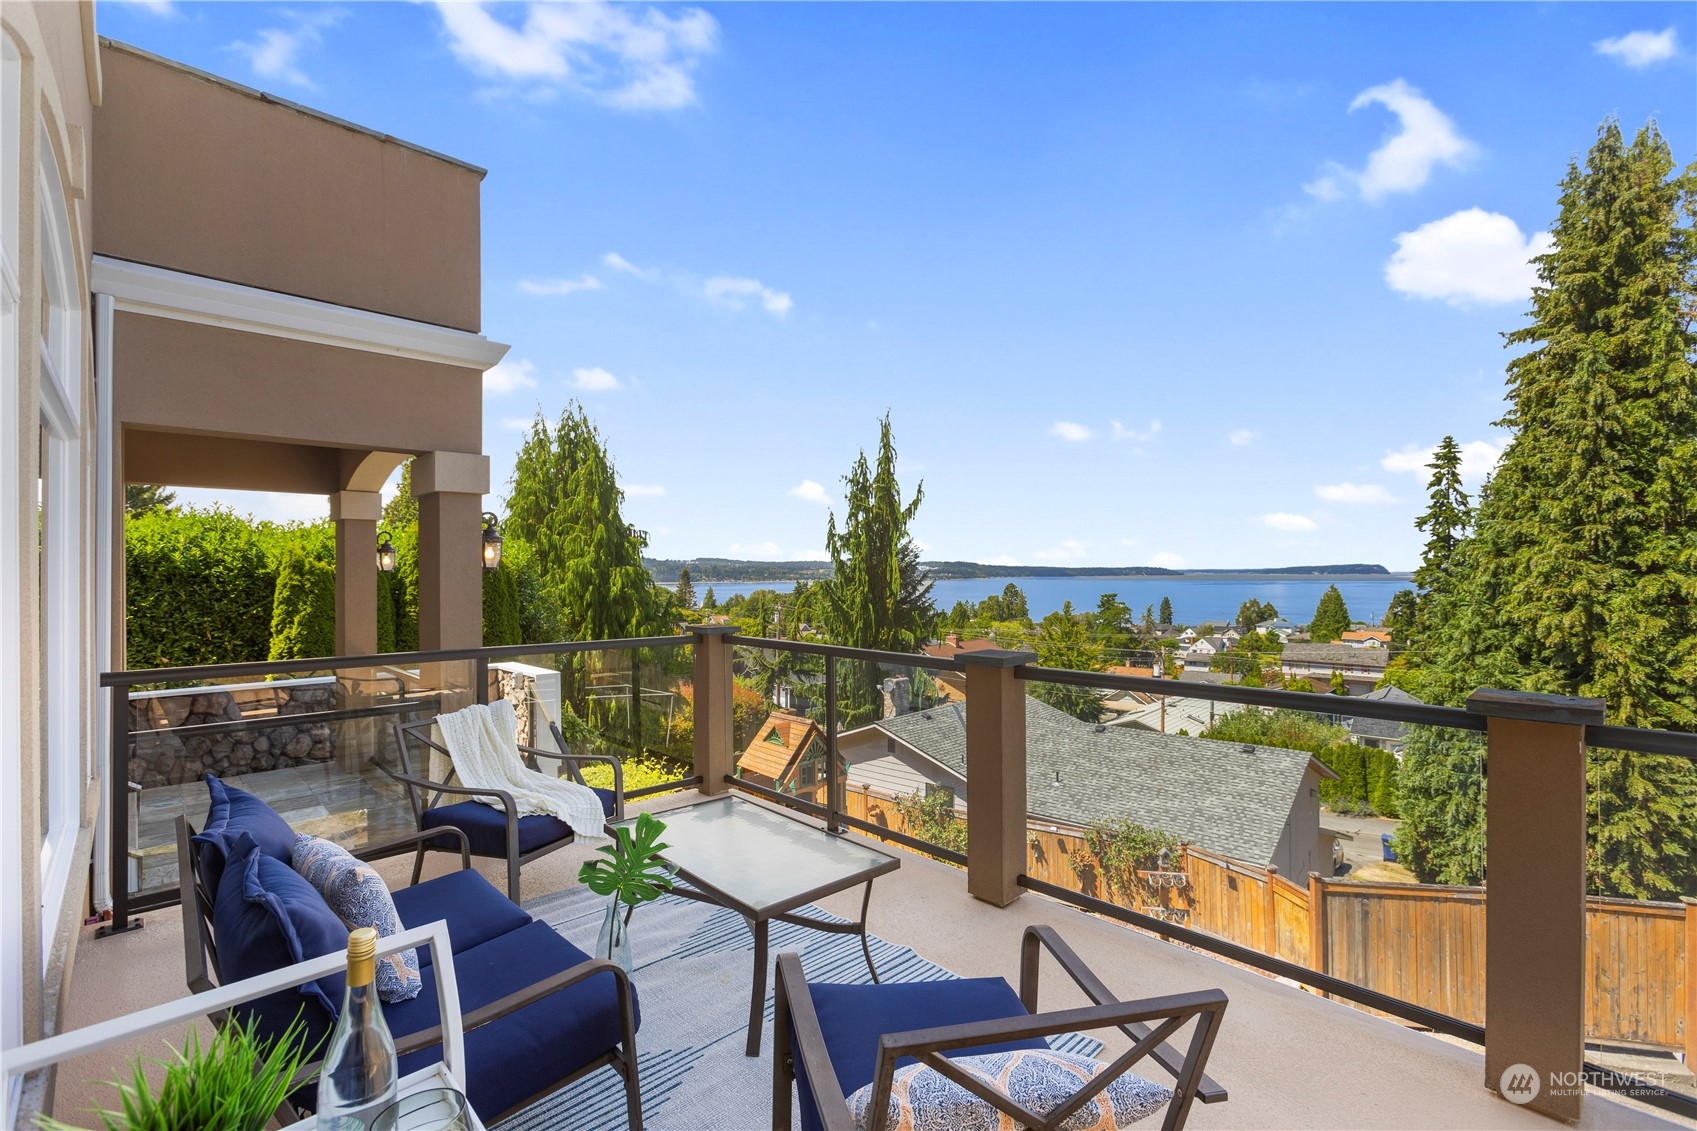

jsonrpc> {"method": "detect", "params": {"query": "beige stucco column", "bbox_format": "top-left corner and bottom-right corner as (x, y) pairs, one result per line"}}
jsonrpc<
(961, 649), (1037, 907)
(412, 452), (488, 651)
(330, 490), (380, 656)
(691, 625), (740, 795)
(1469, 688), (1604, 1124)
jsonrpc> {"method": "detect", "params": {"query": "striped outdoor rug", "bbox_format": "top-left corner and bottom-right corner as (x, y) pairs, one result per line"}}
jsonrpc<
(494, 883), (1100, 1131)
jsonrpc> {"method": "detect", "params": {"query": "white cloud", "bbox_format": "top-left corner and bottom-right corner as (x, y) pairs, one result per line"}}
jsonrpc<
(434, 1), (717, 110)
(1305, 78), (1475, 202)
(1227, 429), (1257, 447)
(1382, 439), (1503, 483)
(169, 487), (328, 523)
(572, 366), (622, 391)
(704, 275), (792, 316)
(484, 358), (539, 395)
(728, 541), (783, 558)
(603, 252), (653, 277)
(227, 9), (343, 89)
(1262, 513), (1318, 532)
(1111, 419), (1162, 442)
(518, 273), (603, 296)
(1385, 208), (1550, 306)
(1594, 28), (1679, 68)
(1315, 482), (1397, 505)
(1050, 421), (1093, 443)
(1035, 539), (1090, 562)
(794, 549), (831, 562)
(624, 484), (665, 497)
(788, 480), (832, 506)
(501, 417), (535, 431)
(1149, 552), (1186, 569)
(987, 554), (1022, 567)
(110, 0), (177, 13)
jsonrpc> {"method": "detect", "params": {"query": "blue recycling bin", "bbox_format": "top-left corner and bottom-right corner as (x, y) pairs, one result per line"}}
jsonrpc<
(1381, 832), (1398, 862)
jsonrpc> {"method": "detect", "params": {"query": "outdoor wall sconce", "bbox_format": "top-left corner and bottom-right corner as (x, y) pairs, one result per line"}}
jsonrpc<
(375, 530), (398, 574)
(481, 512), (504, 571)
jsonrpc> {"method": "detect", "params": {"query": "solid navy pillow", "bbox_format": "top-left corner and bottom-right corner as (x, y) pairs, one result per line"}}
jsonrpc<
(214, 832), (347, 1046)
(190, 775), (297, 897)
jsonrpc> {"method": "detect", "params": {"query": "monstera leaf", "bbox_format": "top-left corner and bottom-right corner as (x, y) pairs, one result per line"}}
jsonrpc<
(579, 812), (675, 912)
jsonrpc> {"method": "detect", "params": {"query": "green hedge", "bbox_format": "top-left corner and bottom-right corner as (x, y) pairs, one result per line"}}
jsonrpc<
(482, 560), (521, 647)
(125, 508), (279, 669)
(1316, 741), (1399, 817)
(268, 546), (336, 661)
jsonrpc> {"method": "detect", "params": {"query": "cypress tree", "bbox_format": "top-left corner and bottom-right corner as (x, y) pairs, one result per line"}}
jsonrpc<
(1413, 438), (1471, 597)
(675, 567), (696, 609)
(1421, 120), (1697, 897)
(1308, 585), (1351, 642)
(1158, 596), (1173, 625)
(268, 546), (336, 660)
(820, 415), (933, 722)
(505, 404), (666, 642)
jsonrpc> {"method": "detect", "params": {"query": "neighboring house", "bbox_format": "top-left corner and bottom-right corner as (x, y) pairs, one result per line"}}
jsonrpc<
(921, 635), (999, 701)
(1280, 644), (1389, 694)
(735, 711), (829, 793)
(1185, 635), (1227, 657)
(1220, 626), (1243, 645)
(1256, 619), (1297, 643)
(1103, 693), (1229, 736)
(838, 697), (1338, 877)
(1340, 628), (1392, 649)
(1346, 686), (1422, 753)
(1176, 628), (1198, 643)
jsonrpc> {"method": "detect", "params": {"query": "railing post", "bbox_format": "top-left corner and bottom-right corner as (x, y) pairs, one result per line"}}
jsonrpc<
(690, 626), (739, 796)
(1263, 866), (1278, 955)
(1469, 688), (1604, 1123)
(1307, 872), (1326, 992)
(824, 654), (840, 833)
(1683, 897), (1695, 1076)
(96, 683), (142, 938)
(960, 650), (1035, 907)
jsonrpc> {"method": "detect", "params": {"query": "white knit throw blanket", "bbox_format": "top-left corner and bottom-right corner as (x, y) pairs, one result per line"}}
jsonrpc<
(434, 701), (608, 843)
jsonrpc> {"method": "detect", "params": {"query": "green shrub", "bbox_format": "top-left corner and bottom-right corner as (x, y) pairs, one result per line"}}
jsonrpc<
(482, 560), (521, 646)
(268, 546), (336, 660)
(125, 507), (277, 669)
(1077, 819), (1180, 906)
(894, 788), (969, 856)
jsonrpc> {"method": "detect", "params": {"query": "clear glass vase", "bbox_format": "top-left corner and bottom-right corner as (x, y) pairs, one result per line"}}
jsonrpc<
(596, 899), (633, 973)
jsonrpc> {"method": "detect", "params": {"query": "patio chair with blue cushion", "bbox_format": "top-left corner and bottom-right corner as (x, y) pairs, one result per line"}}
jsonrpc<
(773, 925), (1228, 1131)
(388, 714), (626, 902)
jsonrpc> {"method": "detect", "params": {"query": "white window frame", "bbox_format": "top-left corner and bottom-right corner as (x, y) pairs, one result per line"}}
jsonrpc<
(1, 30), (25, 1068)
(33, 115), (84, 963)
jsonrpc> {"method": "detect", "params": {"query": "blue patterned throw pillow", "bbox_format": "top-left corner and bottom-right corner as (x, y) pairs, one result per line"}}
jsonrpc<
(846, 1048), (1172, 1131)
(291, 835), (422, 1003)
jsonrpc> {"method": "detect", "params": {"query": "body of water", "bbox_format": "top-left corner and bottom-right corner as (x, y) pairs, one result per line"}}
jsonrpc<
(696, 574), (1414, 625)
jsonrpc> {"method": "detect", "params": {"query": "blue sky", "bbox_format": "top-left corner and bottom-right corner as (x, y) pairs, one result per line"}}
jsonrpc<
(108, 2), (1695, 571)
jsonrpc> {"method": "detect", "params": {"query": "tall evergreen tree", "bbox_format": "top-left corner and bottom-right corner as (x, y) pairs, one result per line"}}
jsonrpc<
(125, 483), (176, 516)
(1412, 437), (1471, 600)
(1158, 596), (1174, 625)
(999, 583), (1030, 622)
(820, 416), (934, 721)
(1419, 120), (1697, 897)
(505, 404), (667, 641)
(675, 567), (696, 609)
(1383, 589), (1417, 658)
(701, 586), (718, 612)
(1308, 585), (1351, 642)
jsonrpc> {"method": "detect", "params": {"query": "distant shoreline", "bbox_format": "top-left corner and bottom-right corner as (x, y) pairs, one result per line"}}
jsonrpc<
(646, 557), (1409, 586)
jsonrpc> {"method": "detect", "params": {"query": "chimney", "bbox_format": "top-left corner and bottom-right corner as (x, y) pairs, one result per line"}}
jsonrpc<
(945, 632), (960, 648)
(882, 676), (911, 719)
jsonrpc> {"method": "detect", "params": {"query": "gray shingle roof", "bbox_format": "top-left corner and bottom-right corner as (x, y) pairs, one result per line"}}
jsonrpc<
(1281, 643), (1389, 670)
(1346, 686), (1421, 741)
(873, 698), (1325, 868)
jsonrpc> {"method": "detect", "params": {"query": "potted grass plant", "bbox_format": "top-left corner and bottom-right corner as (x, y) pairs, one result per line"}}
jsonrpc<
(578, 812), (674, 973)
(38, 1013), (317, 1131)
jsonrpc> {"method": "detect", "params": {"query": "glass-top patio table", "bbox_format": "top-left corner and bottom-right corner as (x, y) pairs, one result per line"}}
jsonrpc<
(613, 794), (901, 1055)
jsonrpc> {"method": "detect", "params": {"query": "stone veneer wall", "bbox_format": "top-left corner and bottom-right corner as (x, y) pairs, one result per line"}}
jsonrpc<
(128, 682), (340, 788)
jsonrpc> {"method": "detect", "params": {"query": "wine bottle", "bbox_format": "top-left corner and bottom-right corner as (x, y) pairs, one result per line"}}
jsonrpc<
(317, 927), (399, 1130)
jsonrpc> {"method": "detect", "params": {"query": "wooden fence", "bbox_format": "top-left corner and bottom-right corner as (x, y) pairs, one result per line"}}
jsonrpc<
(821, 782), (1694, 1060)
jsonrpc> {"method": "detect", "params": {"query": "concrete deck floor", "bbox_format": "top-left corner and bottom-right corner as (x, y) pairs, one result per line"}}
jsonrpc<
(51, 791), (1683, 1131)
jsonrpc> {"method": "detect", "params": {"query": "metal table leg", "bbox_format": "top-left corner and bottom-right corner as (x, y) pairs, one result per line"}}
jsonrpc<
(747, 916), (769, 1057)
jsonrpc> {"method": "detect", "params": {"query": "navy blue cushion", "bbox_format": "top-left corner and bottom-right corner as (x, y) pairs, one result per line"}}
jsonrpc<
(190, 776), (297, 897)
(793, 977), (1045, 1131)
(421, 789), (614, 858)
(391, 868), (532, 969)
(213, 833), (347, 1050)
(385, 921), (637, 1120)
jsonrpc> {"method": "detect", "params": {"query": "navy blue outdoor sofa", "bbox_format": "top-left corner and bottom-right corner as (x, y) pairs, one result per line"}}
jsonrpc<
(174, 777), (642, 1127)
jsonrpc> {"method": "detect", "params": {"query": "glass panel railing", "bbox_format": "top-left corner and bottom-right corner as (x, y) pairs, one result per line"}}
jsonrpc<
(123, 659), (477, 902)
(1014, 667), (1488, 1038)
(1582, 736), (1695, 1083)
